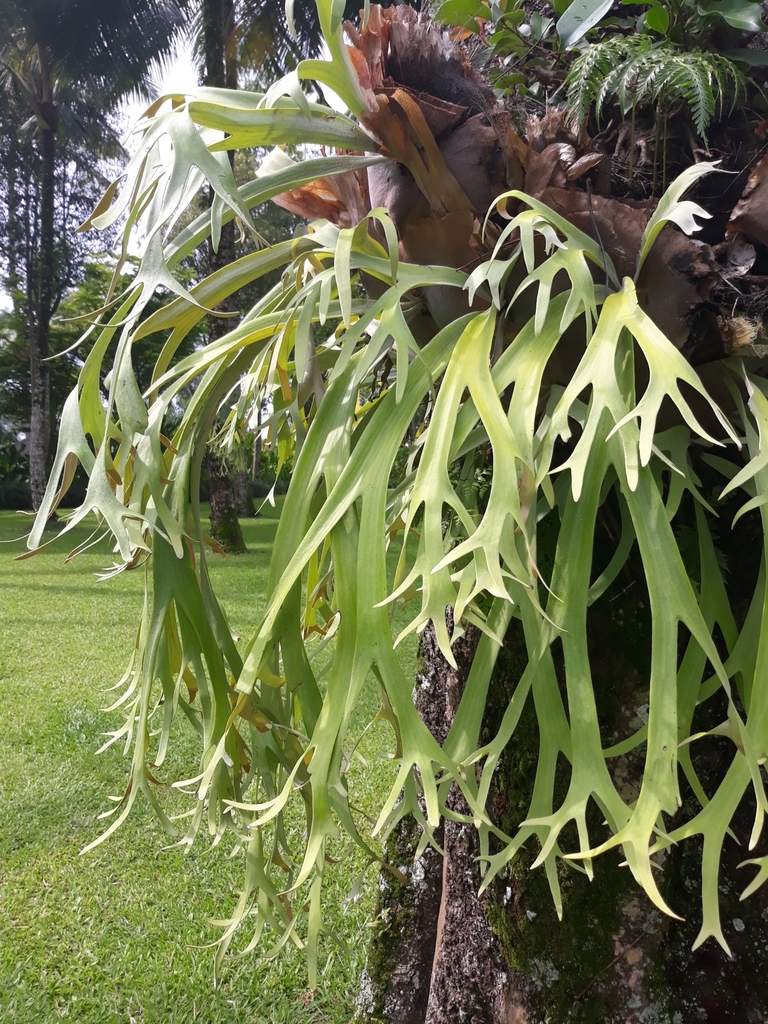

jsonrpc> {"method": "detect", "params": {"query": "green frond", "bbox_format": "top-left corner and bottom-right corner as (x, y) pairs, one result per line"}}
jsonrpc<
(567, 37), (631, 128)
(668, 54), (716, 138)
(565, 37), (747, 140)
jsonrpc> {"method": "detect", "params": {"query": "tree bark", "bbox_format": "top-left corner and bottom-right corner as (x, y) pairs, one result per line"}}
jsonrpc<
(252, 431), (262, 481)
(233, 468), (256, 517)
(29, 111), (57, 510)
(358, 616), (474, 1024)
(252, 402), (263, 482)
(359, 621), (522, 1024)
(359, 512), (768, 1024)
(201, 0), (247, 553)
(207, 452), (247, 554)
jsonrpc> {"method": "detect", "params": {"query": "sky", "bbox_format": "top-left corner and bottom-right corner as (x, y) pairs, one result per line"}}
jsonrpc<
(120, 35), (201, 142)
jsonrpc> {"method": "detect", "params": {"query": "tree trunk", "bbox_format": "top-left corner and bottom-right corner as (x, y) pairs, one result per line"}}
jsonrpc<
(29, 112), (57, 510)
(359, 515), (768, 1023)
(233, 468), (256, 517)
(207, 452), (247, 554)
(202, 0), (246, 553)
(7, 151), (19, 288)
(359, 619), (520, 1024)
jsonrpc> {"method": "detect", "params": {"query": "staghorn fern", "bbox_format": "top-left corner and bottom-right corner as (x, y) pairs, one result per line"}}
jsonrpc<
(21, 0), (768, 987)
(567, 37), (748, 138)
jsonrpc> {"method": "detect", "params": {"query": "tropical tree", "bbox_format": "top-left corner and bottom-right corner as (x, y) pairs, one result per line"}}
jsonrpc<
(0, 0), (192, 508)
(196, 0), (250, 552)
(193, 0), (419, 84)
(0, 80), (127, 483)
(25, 1), (768, 1020)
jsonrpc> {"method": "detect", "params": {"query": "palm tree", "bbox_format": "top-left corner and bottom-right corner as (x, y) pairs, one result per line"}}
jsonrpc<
(0, 0), (191, 509)
(0, 84), (126, 493)
(195, 0), (250, 552)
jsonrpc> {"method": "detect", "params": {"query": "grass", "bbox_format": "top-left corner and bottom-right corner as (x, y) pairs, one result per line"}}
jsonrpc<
(0, 503), (416, 1024)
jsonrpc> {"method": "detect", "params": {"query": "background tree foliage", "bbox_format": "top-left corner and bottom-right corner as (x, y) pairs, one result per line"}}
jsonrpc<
(0, 0), (192, 508)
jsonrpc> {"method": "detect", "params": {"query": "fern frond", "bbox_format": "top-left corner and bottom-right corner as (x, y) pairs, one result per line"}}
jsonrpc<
(595, 40), (644, 120)
(710, 55), (727, 120)
(718, 55), (748, 118)
(616, 38), (655, 115)
(668, 55), (715, 138)
(631, 46), (667, 107)
(565, 37), (749, 142)
(566, 38), (631, 128)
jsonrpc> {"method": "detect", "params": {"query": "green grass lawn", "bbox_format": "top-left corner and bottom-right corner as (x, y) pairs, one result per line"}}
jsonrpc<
(0, 504), (413, 1024)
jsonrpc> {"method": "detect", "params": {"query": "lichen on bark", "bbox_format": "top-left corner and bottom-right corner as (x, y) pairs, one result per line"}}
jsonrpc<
(357, 818), (442, 1024)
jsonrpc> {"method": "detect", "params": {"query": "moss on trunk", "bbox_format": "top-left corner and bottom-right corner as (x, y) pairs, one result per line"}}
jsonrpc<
(480, 503), (768, 1022)
(483, 617), (659, 1023)
(358, 819), (442, 1024)
(207, 454), (246, 554)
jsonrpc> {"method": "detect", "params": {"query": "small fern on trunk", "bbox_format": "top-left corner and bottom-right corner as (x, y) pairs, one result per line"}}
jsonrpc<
(566, 37), (748, 139)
